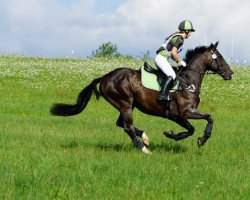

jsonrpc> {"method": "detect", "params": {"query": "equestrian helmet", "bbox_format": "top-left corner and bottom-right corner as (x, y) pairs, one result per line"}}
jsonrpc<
(178, 20), (195, 32)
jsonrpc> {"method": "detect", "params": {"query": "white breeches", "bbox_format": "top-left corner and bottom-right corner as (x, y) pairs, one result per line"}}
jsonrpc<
(155, 54), (176, 79)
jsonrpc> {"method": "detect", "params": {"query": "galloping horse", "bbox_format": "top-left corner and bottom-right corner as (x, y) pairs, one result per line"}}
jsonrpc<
(51, 42), (233, 154)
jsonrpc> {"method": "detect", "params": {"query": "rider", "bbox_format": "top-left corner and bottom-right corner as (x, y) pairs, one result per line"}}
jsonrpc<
(155, 20), (195, 101)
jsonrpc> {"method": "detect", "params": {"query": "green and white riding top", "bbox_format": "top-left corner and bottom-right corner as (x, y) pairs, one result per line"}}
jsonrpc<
(156, 33), (184, 59)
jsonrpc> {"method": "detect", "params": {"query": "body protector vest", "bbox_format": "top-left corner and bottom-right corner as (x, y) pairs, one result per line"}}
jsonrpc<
(156, 33), (184, 59)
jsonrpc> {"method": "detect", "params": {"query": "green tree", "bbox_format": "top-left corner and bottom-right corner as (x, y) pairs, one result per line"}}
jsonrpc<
(142, 50), (151, 61)
(92, 41), (121, 58)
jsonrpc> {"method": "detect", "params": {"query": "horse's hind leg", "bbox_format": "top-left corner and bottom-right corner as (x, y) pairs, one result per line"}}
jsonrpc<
(119, 107), (151, 154)
(116, 114), (150, 146)
(101, 93), (150, 154)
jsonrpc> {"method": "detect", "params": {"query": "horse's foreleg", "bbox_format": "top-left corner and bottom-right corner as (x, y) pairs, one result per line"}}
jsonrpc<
(164, 117), (195, 140)
(186, 107), (213, 147)
(116, 114), (150, 146)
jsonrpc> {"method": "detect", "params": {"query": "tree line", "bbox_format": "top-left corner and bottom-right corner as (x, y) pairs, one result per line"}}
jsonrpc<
(91, 41), (151, 61)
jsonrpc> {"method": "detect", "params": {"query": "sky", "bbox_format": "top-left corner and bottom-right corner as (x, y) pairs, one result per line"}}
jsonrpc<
(0, 0), (249, 64)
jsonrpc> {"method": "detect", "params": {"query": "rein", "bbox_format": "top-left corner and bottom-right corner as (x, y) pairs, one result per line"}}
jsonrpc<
(177, 49), (222, 94)
(181, 49), (222, 77)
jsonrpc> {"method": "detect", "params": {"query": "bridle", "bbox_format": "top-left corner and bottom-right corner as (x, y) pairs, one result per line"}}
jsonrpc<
(178, 49), (224, 94)
(207, 50), (223, 75)
(182, 49), (223, 76)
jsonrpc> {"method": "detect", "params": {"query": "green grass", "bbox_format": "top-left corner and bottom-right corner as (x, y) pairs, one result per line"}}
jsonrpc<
(0, 55), (249, 199)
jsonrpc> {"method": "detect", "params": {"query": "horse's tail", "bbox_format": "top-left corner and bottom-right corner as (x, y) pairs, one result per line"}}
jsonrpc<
(50, 77), (102, 116)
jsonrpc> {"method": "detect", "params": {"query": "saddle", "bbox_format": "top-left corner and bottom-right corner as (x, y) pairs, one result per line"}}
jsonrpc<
(141, 62), (182, 92)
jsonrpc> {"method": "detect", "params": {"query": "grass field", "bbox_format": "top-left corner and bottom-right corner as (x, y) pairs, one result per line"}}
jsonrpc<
(0, 55), (249, 199)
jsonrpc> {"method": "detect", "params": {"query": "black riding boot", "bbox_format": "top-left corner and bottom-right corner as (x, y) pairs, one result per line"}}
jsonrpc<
(158, 76), (174, 101)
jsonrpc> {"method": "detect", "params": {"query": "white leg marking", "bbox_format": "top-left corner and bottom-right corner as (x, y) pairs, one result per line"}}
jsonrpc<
(142, 146), (152, 154)
(142, 132), (150, 146)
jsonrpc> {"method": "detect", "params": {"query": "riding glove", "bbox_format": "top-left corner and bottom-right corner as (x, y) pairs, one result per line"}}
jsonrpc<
(179, 60), (187, 67)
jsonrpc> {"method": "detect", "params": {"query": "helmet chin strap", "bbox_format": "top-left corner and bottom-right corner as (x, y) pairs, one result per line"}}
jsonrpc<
(179, 31), (188, 39)
(184, 31), (190, 39)
(179, 30), (192, 39)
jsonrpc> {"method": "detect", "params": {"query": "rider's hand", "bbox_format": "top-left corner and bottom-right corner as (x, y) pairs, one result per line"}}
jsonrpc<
(179, 60), (186, 67)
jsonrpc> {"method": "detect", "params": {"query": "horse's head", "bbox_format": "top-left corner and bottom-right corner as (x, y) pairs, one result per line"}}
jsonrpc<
(206, 41), (234, 80)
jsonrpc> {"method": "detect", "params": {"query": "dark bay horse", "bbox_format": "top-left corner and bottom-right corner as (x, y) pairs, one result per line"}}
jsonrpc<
(51, 42), (233, 154)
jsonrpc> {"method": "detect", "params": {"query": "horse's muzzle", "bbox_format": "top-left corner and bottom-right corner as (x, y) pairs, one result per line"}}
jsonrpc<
(222, 69), (234, 80)
(226, 71), (234, 80)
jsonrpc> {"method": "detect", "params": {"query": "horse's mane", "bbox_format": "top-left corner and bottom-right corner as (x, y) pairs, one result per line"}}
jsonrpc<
(184, 45), (210, 64)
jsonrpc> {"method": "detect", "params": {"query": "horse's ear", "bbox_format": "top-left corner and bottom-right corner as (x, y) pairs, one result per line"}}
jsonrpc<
(210, 41), (219, 51)
(214, 41), (219, 49)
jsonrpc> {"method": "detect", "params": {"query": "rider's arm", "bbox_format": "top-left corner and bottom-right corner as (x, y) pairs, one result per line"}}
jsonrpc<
(171, 47), (181, 63)
(172, 47), (186, 67)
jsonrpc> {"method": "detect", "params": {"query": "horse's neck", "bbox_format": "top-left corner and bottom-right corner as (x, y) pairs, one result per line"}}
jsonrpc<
(184, 57), (207, 94)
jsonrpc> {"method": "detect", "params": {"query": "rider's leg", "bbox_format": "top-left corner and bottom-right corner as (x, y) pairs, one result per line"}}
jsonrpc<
(158, 76), (174, 101)
(155, 54), (176, 79)
(155, 54), (176, 101)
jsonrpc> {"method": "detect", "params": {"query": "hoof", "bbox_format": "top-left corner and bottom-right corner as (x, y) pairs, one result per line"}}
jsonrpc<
(142, 146), (152, 154)
(142, 132), (150, 146)
(163, 130), (174, 139)
(197, 138), (202, 147)
(197, 137), (208, 147)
